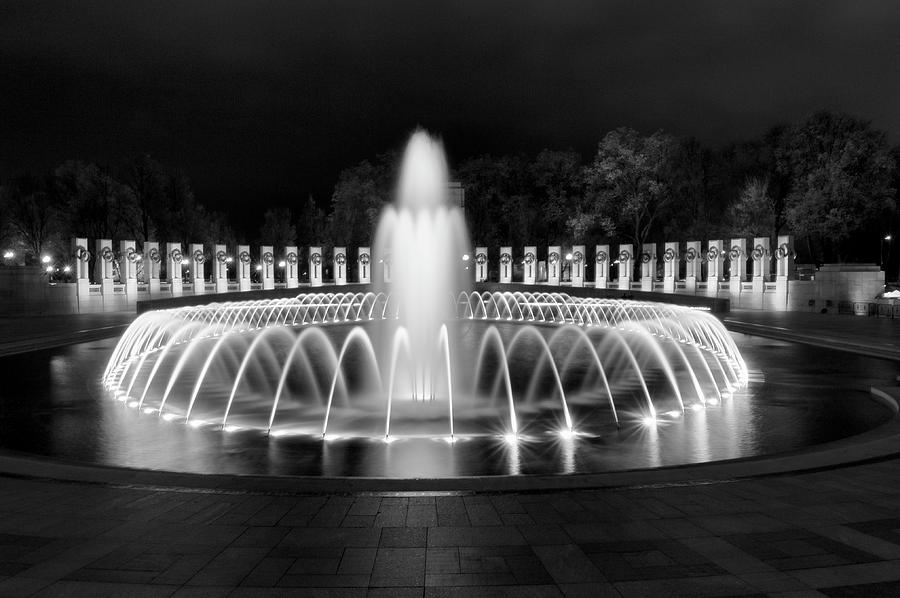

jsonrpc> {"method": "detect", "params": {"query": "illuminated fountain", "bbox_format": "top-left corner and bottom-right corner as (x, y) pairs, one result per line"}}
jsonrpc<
(103, 131), (748, 446)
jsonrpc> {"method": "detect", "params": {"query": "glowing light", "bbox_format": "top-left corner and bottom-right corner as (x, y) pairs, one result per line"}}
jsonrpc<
(162, 413), (179, 421)
(503, 433), (518, 444)
(642, 415), (657, 427)
(462, 254), (470, 261)
(226, 256), (234, 263)
(189, 420), (205, 428)
(278, 261), (286, 268)
(45, 266), (54, 273)
(2, 250), (13, 259)
(690, 403), (703, 412)
(444, 436), (457, 444)
(665, 410), (682, 418)
(223, 425), (240, 433)
(63, 265), (71, 273)
(558, 428), (576, 440)
(383, 435), (397, 444)
(141, 407), (156, 414)
(565, 253), (573, 260)
(886, 235), (893, 241)
(255, 264), (263, 271)
(707, 397), (720, 406)
(41, 255), (51, 264)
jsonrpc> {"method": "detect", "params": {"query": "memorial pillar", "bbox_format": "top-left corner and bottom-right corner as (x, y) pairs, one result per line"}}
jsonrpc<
(706, 240), (723, 297)
(728, 238), (747, 295)
(119, 240), (138, 297)
(547, 246), (561, 285)
(571, 245), (585, 288)
(775, 234), (795, 307)
(499, 246), (513, 283)
(474, 247), (488, 283)
(640, 243), (656, 292)
(684, 241), (701, 293)
(213, 244), (229, 293)
(144, 241), (162, 295)
(523, 246), (537, 284)
(95, 239), (115, 297)
(663, 242), (678, 293)
(594, 245), (609, 289)
(751, 237), (771, 296)
(285, 246), (299, 288)
(72, 237), (91, 299)
(358, 246), (371, 283)
(260, 245), (275, 290)
(190, 243), (206, 294)
(333, 246), (347, 285)
(237, 245), (252, 291)
(617, 244), (633, 290)
(166, 242), (184, 296)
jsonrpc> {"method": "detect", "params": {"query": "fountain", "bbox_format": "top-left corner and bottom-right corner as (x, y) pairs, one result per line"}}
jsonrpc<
(103, 131), (748, 450)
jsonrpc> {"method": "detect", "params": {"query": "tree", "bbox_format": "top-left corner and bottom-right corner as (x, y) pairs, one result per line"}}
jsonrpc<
(258, 208), (297, 248)
(53, 161), (139, 242)
(531, 149), (584, 243)
(0, 175), (64, 263)
(732, 176), (777, 238)
(120, 154), (167, 243)
(778, 111), (896, 262)
(329, 159), (390, 250)
(583, 128), (678, 261)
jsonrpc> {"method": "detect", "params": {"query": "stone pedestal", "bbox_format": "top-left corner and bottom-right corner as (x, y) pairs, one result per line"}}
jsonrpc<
(119, 240), (138, 297)
(333, 247), (347, 285)
(776, 235), (795, 279)
(166, 242), (184, 296)
(474, 247), (488, 283)
(144, 241), (161, 295)
(571, 245), (585, 288)
(663, 242), (678, 293)
(523, 246), (537, 284)
(547, 246), (561, 285)
(684, 241), (701, 293)
(617, 244), (634, 290)
(260, 245), (275, 290)
(728, 238), (747, 295)
(594, 245), (609, 289)
(213, 244), (229, 293)
(706, 240), (724, 296)
(285, 246), (299, 288)
(237, 245), (251, 292)
(499, 246), (513, 283)
(358, 247), (371, 284)
(190, 243), (206, 293)
(640, 243), (656, 292)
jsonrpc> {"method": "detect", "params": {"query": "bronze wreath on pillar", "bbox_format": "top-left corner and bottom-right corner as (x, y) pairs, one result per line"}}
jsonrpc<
(359, 252), (370, 265)
(685, 247), (697, 262)
(148, 247), (161, 263)
(572, 250), (583, 263)
(751, 244), (766, 260)
(499, 252), (511, 264)
(309, 252), (321, 266)
(335, 253), (346, 265)
(169, 248), (183, 263)
(100, 246), (115, 262)
(286, 252), (299, 265)
(524, 252), (535, 264)
(776, 243), (794, 260)
(125, 247), (137, 262)
(216, 250), (228, 264)
(728, 245), (742, 260)
(595, 250), (607, 264)
(262, 251), (275, 266)
(548, 251), (560, 264)
(706, 246), (720, 262)
(640, 252), (652, 264)
(663, 247), (676, 262)
(238, 250), (251, 265)
(475, 252), (487, 265)
(618, 250), (631, 263)
(75, 246), (91, 262)
(192, 249), (206, 264)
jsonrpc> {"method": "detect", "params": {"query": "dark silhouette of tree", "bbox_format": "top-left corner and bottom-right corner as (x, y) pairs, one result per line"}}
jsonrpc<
(258, 208), (298, 249)
(0, 175), (64, 263)
(120, 154), (167, 243)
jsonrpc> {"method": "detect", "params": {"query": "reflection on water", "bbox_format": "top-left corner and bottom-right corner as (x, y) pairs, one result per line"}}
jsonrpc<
(0, 332), (894, 477)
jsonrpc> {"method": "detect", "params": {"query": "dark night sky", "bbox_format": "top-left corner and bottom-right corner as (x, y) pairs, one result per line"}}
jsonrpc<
(2, 0), (900, 227)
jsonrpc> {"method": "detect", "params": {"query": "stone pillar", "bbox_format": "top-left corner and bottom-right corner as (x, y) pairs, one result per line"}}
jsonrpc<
(640, 243), (656, 292)
(684, 241), (701, 293)
(260, 245), (275, 290)
(190, 243), (206, 294)
(94, 239), (115, 296)
(728, 238), (747, 295)
(237, 245), (251, 291)
(309, 246), (325, 287)
(285, 246), (300, 288)
(751, 237), (771, 296)
(617, 244), (633, 290)
(775, 235), (795, 306)
(594, 245), (609, 289)
(706, 240), (724, 296)
(119, 240), (138, 297)
(547, 246), (561, 285)
(72, 237), (91, 298)
(166, 242), (184, 296)
(662, 242), (678, 293)
(358, 247), (371, 283)
(213, 244), (229, 293)
(523, 246), (537, 284)
(474, 247), (488, 282)
(571, 245), (585, 288)
(144, 241), (162, 294)
(333, 246), (347, 285)
(499, 246), (513, 283)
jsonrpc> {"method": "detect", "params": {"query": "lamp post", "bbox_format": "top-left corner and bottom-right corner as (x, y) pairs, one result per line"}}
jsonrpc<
(881, 234), (892, 269)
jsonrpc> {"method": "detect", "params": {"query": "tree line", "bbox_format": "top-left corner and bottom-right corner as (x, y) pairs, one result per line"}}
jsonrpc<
(2, 110), (898, 271)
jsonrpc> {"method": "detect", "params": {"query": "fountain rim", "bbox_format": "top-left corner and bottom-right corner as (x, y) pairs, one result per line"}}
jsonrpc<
(0, 386), (896, 494)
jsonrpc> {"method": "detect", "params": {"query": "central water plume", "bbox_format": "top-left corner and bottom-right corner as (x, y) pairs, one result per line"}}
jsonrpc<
(373, 131), (471, 401)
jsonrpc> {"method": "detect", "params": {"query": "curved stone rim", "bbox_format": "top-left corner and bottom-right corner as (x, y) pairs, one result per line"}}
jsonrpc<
(1, 387), (896, 495)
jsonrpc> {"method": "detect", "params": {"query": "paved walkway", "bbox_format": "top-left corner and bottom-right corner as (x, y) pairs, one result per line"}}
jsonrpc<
(0, 309), (899, 596)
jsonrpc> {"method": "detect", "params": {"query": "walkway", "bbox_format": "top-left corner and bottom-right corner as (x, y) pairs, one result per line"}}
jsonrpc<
(0, 309), (899, 596)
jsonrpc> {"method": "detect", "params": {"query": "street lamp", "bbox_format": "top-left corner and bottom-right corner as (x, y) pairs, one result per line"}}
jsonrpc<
(881, 234), (892, 268)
